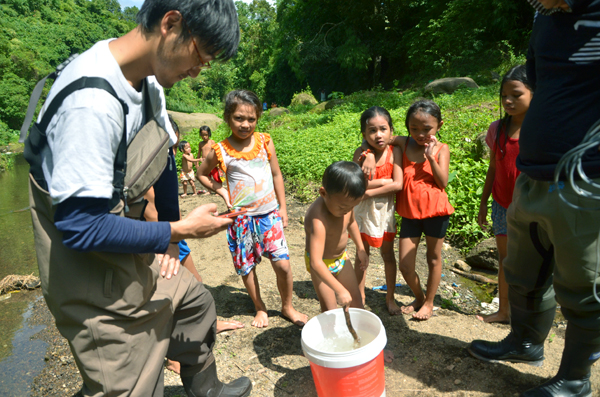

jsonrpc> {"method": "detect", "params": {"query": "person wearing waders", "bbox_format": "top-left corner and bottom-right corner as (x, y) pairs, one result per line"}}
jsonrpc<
(22, 1), (252, 396)
(468, 1), (600, 396)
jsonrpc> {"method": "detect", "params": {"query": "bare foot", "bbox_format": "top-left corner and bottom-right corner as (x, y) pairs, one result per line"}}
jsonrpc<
(384, 349), (395, 363)
(401, 299), (422, 315)
(180, 193), (188, 198)
(281, 307), (308, 328)
(476, 311), (509, 324)
(252, 310), (269, 328)
(412, 302), (434, 320)
(386, 299), (403, 316)
(216, 319), (245, 333)
(165, 359), (180, 374)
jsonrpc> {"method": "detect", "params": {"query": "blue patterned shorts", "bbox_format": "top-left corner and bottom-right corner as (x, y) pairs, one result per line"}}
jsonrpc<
(227, 209), (290, 276)
(491, 199), (508, 236)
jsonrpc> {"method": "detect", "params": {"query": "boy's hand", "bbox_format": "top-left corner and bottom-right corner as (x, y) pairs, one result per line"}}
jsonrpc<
(357, 249), (369, 271)
(335, 288), (353, 307)
(157, 242), (180, 280)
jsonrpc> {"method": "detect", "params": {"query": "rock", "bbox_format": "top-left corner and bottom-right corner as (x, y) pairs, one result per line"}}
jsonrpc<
(310, 99), (345, 113)
(472, 132), (490, 161)
(454, 260), (471, 272)
(290, 92), (318, 106)
(424, 77), (479, 95)
(454, 379), (462, 385)
(268, 107), (290, 117)
(167, 110), (223, 134)
(466, 238), (498, 271)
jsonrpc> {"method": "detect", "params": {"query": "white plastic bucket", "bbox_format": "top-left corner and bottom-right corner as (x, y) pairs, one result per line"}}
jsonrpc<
(301, 308), (387, 397)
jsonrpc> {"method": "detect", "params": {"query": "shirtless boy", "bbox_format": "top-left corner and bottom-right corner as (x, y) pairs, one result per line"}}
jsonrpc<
(304, 161), (369, 312)
(196, 126), (228, 204)
(179, 140), (205, 196)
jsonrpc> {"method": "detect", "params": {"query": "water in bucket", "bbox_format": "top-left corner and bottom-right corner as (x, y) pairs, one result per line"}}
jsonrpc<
(302, 308), (387, 397)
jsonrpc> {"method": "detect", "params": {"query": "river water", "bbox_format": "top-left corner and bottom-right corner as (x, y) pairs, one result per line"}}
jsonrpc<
(0, 155), (47, 396)
(0, 154), (37, 280)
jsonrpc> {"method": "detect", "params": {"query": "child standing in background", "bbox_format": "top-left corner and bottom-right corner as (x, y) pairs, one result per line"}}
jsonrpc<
(197, 125), (230, 203)
(304, 161), (368, 312)
(197, 89), (307, 328)
(352, 107), (403, 315)
(477, 65), (533, 324)
(179, 140), (204, 196)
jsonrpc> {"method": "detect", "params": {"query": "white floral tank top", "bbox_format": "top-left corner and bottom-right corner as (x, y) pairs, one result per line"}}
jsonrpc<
(213, 132), (277, 215)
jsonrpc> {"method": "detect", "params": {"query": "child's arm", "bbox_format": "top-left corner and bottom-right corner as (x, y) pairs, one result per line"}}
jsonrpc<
(425, 137), (450, 189)
(362, 146), (403, 199)
(267, 139), (288, 227)
(352, 147), (392, 189)
(182, 153), (202, 163)
(478, 150), (496, 228)
(196, 149), (231, 207)
(347, 211), (369, 271)
(307, 217), (353, 307)
(361, 136), (404, 179)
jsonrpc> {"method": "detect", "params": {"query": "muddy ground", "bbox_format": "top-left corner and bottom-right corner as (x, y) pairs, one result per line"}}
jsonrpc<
(23, 192), (600, 396)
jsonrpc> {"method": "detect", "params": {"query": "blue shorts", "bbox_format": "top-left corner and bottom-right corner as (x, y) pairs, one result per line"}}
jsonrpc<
(491, 199), (508, 236)
(178, 240), (191, 261)
(227, 209), (290, 276)
(399, 215), (450, 239)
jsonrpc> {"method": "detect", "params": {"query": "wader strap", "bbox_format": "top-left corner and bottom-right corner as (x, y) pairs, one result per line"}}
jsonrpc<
(23, 76), (129, 198)
(19, 54), (79, 143)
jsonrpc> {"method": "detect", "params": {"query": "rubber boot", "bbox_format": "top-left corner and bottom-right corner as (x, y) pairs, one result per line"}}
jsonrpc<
(468, 304), (555, 366)
(181, 361), (252, 397)
(521, 324), (599, 397)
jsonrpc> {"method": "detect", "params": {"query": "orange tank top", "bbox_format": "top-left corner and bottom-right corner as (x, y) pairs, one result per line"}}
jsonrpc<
(396, 143), (454, 219)
(374, 145), (394, 180)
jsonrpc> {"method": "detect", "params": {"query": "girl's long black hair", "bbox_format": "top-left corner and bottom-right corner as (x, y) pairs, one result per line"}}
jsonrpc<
(495, 65), (532, 159)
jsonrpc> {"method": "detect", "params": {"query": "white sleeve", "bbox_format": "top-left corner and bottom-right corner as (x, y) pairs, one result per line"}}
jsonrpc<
(147, 76), (177, 145)
(46, 90), (125, 204)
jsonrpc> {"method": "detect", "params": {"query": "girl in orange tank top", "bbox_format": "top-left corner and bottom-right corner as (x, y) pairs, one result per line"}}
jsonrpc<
(392, 100), (453, 321)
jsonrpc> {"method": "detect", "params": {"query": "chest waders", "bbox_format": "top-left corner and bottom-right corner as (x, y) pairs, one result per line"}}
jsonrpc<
(19, 61), (225, 396)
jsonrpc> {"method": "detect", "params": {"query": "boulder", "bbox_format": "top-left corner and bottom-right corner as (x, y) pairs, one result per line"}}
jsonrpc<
(290, 92), (318, 106)
(167, 110), (223, 134)
(465, 238), (498, 271)
(424, 77), (479, 95)
(268, 107), (290, 117)
(472, 132), (490, 161)
(310, 99), (345, 113)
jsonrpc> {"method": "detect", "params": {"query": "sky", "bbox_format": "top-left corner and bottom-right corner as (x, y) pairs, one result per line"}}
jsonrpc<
(118, 0), (274, 9)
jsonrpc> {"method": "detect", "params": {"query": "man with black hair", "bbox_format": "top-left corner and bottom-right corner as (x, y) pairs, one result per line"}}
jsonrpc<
(26, 1), (251, 396)
(468, 1), (600, 396)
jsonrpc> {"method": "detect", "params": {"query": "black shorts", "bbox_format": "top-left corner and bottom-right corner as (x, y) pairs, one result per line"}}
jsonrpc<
(399, 215), (450, 239)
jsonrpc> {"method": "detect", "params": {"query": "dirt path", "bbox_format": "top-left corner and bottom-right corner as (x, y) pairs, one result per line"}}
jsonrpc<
(162, 193), (599, 397)
(24, 192), (599, 396)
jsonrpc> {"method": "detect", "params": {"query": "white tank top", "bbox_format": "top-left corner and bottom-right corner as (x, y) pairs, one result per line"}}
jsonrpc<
(213, 132), (278, 215)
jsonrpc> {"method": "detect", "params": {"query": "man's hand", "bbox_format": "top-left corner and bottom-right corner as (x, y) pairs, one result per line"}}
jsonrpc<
(170, 203), (233, 241)
(156, 243), (180, 279)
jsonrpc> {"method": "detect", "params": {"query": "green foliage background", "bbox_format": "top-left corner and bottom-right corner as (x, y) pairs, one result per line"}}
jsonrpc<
(0, 0), (534, 244)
